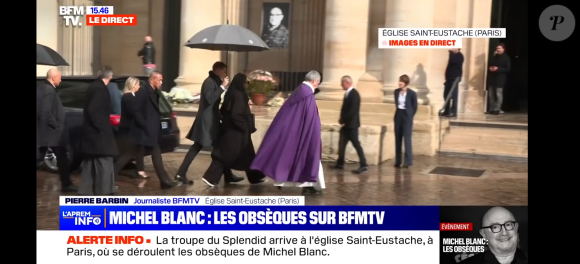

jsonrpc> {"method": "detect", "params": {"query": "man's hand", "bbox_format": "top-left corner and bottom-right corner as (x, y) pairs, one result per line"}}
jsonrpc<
(489, 66), (497, 72)
(222, 76), (230, 87)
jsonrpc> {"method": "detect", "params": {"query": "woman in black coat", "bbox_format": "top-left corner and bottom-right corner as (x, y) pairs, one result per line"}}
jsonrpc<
(201, 73), (266, 186)
(114, 77), (148, 181)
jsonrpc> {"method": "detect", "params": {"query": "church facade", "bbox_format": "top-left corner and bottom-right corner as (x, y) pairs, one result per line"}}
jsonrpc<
(37, 0), (497, 114)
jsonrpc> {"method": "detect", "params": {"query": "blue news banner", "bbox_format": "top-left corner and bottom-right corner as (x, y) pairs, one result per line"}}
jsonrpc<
(60, 206), (440, 230)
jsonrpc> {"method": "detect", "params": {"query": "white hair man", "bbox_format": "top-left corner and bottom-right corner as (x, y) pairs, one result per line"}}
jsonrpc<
(78, 66), (119, 195)
(251, 70), (325, 195)
(333, 75), (368, 174)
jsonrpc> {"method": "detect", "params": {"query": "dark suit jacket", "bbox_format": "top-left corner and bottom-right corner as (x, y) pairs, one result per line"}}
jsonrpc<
(488, 53), (511, 88)
(340, 88), (361, 129)
(132, 82), (161, 147)
(36, 80), (66, 147)
(119, 93), (147, 131)
(394, 88), (418, 118)
(79, 79), (118, 157)
(187, 71), (224, 146)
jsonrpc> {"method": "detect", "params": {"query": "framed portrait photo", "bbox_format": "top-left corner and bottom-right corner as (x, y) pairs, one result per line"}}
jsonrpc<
(260, 2), (291, 49)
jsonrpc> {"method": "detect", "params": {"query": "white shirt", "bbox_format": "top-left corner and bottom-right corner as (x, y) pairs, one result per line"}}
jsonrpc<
(345, 87), (354, 98)
(220, 85), (226, 91)
(131, 92), (135, 96)
(302, 81), (315, 93)
(397, 91), (407, 109)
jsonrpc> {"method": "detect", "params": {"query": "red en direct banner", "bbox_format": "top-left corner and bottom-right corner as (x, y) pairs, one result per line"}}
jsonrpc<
(86, 15), (137, 26)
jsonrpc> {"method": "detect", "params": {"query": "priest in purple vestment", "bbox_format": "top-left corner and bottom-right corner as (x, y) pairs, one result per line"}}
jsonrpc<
(251, 70), (325, 195)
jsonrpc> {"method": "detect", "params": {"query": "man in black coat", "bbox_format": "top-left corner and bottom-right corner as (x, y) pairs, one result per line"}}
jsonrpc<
(132, 71), (180, 188)
(137, 36), (156, 75)
(333, 76), (368, 174)
(443, 49), (464, 117)
(36, 68), (76, 192)
(175, 62), (243, 185)
(487, 43), (511, 115)
(79, 67), (118, 195)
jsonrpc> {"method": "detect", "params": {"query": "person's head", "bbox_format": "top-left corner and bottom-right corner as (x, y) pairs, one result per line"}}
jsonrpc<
(450, 48), (460, 53)
(230, 73), (249, 92)
(98, 66), (114, 85)
(495, 44), (505, 54)
(149, 71), (163, 89)
(46, 68), (62, 87)
(341, 75), (353, 90)
(269, 7), (284, 27)
(398, 74), (410, 89)
(144, 36), (152, 43)
(212, 61), (228, 80)
(479, 207), (519, 257)
(304, 70), (321, 88)
(123, 77), (140, 94)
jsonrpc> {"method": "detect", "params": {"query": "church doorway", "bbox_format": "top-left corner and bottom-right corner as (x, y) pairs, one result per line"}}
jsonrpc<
(489, 0), (528, 113)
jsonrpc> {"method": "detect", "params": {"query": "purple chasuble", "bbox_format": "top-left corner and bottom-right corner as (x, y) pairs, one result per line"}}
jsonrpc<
(250, 83), (321, 183)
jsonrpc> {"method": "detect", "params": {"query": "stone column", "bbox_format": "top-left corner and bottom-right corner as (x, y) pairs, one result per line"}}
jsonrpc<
(174, 0), (223, 94)
(382, 0), (434, 105)
(316, 0), (369, 101)
(427, 0), (458, 111)
(222, 0), (248, 76)
(460, 0), (493, 114)
(37, 0), (59, 76)
(58, 0), (95, 75)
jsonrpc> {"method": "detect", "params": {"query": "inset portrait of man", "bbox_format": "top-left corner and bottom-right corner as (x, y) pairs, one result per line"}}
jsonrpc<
(460, 206), (528, 264)
(261, 3), (290, 49)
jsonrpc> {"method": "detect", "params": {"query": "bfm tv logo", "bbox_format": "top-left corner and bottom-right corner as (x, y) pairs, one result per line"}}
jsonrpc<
(62, 211), (102, 225)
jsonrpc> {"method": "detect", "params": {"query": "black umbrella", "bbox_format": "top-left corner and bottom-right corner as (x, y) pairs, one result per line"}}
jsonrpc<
(185, 24), (269, 52)
(37, 43), (69, 66)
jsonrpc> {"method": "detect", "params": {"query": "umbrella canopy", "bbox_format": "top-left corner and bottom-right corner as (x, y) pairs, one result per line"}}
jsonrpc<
(185, 25), (269, 52)
(37, 44), (69, 66)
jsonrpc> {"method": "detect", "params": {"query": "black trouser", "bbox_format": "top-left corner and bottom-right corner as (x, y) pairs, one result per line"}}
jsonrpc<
(203, 158), (265, 184)
(443, 78), (459, 115)
(177, 142), (235, 178)
(337, 127), (367, 167)
(114, 142), (145, 180)
(144, 144), (172, 183)
(39, 146), (72, 187)
(394, 109), (414, 166)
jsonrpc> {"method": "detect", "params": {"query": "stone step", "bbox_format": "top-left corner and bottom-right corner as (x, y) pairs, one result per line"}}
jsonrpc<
(448, 126), (528, 138)
(440, 142), (528, 157)
(443, 133), (528, 145)
(450, 120), (527, 130)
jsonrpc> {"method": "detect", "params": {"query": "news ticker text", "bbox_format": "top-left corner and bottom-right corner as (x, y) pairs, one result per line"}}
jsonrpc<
(38, 231), (440, 263)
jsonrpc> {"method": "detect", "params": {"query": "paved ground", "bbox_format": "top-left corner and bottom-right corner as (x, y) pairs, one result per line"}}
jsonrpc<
(37, 152), (528, 229)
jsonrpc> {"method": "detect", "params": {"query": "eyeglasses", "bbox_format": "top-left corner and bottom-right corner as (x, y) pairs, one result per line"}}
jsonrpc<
(482, 221), (517, 233)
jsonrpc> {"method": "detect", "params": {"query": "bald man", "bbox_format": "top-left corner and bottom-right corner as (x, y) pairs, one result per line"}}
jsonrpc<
(137, 36), (156, 75)
(36, 68), (76, 192)
(261, 7), (289, 49)
(460, 207), (527, 264)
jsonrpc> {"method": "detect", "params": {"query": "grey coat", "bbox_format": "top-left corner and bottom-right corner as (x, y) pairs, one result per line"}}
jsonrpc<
(186, 71), (225, 147)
